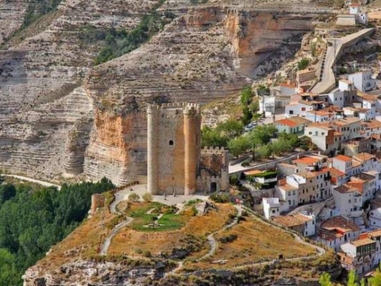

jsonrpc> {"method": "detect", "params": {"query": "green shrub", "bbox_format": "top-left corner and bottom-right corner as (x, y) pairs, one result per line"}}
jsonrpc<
(143, 193), (153, 202)
(209, 193), (230, 203)
(128, 193), (140, 202)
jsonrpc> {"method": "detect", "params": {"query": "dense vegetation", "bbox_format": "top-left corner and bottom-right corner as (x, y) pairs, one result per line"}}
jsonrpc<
(22, 0), (62, 29)
(0, 177), (114, 285)
(94, 6), (175, 64)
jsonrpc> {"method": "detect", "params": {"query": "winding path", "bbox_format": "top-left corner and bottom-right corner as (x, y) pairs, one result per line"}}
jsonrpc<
(228, 206), (326, 270)
(100, 188), (134, 256)
(100, 218), (133, 255)
(3, 174), (61, 190)
(197, 205), (242, 261)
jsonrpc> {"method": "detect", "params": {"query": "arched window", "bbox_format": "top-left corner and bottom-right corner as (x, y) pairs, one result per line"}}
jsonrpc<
(169, 140), (174, 145)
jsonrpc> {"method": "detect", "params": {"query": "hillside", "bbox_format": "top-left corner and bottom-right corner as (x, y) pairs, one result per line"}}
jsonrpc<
(0, 0), (334, 185)
(23, 198), (339, 285)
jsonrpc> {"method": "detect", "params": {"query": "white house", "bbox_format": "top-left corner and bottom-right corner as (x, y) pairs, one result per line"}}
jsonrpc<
(348, 70), (376, 92)
(369, 208), (381, 229)
(349, 4), (360, 15)
(274, 183), (298, 211)
(339, 79), (355, 92)
(262, 197), (281, 219)
(285, 100), (317, 118)
(318, 216), (361, 251)
(306, 110), (336, 123)
(340, 236), (376, 275)
(273, 211), (316, 237)
(304, 123), (339, 153)
(259, 96), (276, 117)
(328, 89), (346, 108)
(333, 184), (363, 219)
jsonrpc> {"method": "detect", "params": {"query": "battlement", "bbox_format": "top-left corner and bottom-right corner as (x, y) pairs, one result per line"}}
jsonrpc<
(147, 102), (200, 113)
(201, 146), (226, 154)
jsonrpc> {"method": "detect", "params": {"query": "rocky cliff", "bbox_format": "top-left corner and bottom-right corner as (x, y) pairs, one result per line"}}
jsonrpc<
(0, 0), (332, 185)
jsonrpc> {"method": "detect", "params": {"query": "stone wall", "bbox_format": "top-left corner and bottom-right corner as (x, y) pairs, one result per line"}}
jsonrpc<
(147, 103), (201, 195)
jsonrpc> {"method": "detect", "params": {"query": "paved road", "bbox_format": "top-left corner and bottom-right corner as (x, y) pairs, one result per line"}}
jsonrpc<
(229, 151), (308, 174)
(3, 174), (61, 190)
(311, 28), (374, 94)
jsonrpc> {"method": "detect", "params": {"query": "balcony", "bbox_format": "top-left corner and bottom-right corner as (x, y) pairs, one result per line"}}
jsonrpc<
(255, 177), (278, 184)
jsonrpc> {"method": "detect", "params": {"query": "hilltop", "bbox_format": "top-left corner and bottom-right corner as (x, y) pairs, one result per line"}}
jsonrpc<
(23, 190), (340, 285)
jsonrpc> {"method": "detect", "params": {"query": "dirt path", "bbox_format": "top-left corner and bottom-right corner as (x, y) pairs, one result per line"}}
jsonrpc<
(197, 205), (242, 262)
(228, 207), (326, 270)
(100, 218), (133, 255)
(3, 174), (61, 190)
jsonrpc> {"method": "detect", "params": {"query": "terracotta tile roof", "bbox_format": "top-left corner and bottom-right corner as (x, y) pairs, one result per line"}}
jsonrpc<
(353, 152), (375, 162)
(243, 170), (263, 176)
(335, 184), (359, 194)
(307, 122), (332, 130)
(287, 117), (311, 125)
(273, 213), (312, 227)
(351, 238), (375, 247)
(352, 160), (362, 168)
(275, 118), (298, 128)
(293, 157), (320, 165)
(332, 117), (361, 126)
(329, 168), (345, 177)
(335, 155), (352, 162)
(278, 184), (298, 192)
(280, 83), (296, 88)
(321, 216), (360, 234)
(361, 120), (381, 129)
(368, 229), (381, 239)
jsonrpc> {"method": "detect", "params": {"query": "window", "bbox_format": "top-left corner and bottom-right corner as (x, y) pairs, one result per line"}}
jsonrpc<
(349, 200), (351, 203)
(301, 107), (306, 111)
(169, 140), (174, 145)
(289, 110), (294, 115)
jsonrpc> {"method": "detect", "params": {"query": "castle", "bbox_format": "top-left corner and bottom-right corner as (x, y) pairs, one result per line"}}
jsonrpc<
(147, 103), (228, 195)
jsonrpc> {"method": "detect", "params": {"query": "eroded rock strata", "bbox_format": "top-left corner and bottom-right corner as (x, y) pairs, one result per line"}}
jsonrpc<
(0, 0), (331, 185)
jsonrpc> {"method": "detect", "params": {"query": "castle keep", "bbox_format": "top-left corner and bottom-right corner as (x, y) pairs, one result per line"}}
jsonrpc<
(147, 103), (228, 195)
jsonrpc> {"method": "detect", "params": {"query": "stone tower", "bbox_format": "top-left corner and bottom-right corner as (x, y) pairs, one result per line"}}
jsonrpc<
(147, 103), (201, 195)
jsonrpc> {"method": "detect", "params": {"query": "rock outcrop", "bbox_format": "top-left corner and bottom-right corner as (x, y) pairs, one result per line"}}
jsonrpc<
(0, 0), (333, 185)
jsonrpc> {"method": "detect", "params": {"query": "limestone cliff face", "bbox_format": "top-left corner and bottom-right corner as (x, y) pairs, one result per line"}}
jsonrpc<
(84, 109), (147, 185)
(82, 6), (323, 185)
(224, 11), (314, 77)
(0, 0), (331, 184)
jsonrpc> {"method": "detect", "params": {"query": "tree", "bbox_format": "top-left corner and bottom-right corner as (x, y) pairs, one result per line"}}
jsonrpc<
(256, 145), (271, 160)
(369, 263), (381, 286)
(347, 270), (359, 286)
(216, 120), (244, 139)
(228, 136), (250, 157)
(249, 124), (278, 146)
(143, 193), (153, 202)
(128, 193), (140, 202)
(256, 85), (270, 96)
(241, 107), (253, 126)
(240, 86), (253, 106)
(319, 272), (333, 286)
(201, 126), (228, 148)
(297, 58), (310, 70)
(0, 185), (16, 204)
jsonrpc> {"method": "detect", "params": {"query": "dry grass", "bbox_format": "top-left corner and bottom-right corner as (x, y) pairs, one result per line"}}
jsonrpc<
(36, 208), (117, 269)
(186, 215), (316, 270)
(35, 202), (317, 276)
(108, 204), (236, 256)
